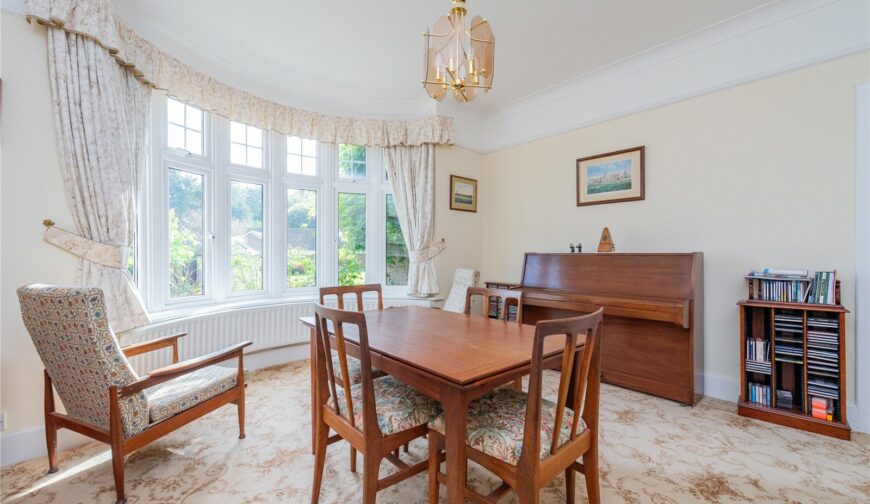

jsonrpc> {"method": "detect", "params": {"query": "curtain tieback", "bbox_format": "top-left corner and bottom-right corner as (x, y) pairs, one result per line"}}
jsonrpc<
(409, 239), (446, 263)
(44, 225), (127, 269)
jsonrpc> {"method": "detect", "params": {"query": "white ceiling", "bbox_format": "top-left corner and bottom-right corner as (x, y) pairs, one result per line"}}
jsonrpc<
(118, 0), (775, 116)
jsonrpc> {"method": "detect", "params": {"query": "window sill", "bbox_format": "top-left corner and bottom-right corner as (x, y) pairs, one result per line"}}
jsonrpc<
(146, 293), (444, 325)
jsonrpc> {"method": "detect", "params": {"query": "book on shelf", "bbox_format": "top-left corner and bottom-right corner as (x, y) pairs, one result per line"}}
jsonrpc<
(745, 268), (839, 305)
(746, 338), (770, 362)
(776, 390), (793, 410)
(748, 382), (772, 407)
(811, 396), (835, 421)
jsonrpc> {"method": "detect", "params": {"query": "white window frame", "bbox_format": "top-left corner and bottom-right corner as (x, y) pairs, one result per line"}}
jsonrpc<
(142, 93), (409, 313)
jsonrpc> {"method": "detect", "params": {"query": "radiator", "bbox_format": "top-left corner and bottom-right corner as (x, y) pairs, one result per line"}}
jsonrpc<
(120, 297), (437, 374)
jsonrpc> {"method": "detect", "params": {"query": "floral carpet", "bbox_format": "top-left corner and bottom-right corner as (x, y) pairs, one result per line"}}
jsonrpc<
(2, 361), (868, 503)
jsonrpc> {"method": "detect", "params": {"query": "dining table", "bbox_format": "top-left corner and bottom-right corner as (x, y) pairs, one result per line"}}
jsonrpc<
(299, 305), (586, 504)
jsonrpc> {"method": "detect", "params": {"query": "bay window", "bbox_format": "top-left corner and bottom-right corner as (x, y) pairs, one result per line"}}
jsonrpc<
(142, 92), (409, 312)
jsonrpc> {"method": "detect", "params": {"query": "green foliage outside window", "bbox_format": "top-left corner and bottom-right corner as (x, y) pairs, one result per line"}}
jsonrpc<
(385, 194), (409, 286)
(287, 189), (317, 288)
(168, 169), (204, 298)
(338, 192), (366, 286)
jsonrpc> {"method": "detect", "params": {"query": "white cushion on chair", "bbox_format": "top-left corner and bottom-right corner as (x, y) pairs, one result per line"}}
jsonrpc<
(146, 366), (241, 423)
(442, 268), (479, 313)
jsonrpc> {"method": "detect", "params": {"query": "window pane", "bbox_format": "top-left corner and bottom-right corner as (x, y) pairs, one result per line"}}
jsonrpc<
(247, 125), (263, 148)
(230, 143), (246, 165)
(168, 124), (185, 149)
(287, 153), (302, 174)
(230, 181), (264, 292)
(186, 130), (202, 155)
(167, 97), (185, 125)
(287, 189), (317, 288)
(301, 156), (317, 176)
(385, 194), (408, 286)
(247, 146), (262, 168)
(168, 168), (204, 298)
(230, 121), (246, 143)
(287, 136), (302, 155)
(338, 192), (366, 286)
(185, 105), (202, 131)
(302, 138), (317, 157)
(338, 144), (366, 180)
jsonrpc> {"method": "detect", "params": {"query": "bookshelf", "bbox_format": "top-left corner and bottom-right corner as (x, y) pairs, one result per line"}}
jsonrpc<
(737, 284), (850, 440)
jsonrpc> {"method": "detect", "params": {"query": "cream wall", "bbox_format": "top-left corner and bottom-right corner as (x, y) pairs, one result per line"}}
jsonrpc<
(0, 12), (483, 463)
(434, 145), (484, 295)
(480, 52), (869, 409)
(1, 13), (80, 442)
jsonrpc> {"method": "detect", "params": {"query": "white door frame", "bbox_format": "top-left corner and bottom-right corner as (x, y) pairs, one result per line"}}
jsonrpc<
(855, 82), (869, 434)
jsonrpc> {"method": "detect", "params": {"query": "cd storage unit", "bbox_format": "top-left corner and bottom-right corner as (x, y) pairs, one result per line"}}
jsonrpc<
(737, 298), (850, 440)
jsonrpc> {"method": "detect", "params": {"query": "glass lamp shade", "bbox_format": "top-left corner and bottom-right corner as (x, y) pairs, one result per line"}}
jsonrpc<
(423, 3), (494, 103)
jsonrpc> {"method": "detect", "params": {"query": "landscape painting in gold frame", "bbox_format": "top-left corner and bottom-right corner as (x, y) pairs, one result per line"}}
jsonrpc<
(450, 175), (478, 212)
(576, 146), (645, 206)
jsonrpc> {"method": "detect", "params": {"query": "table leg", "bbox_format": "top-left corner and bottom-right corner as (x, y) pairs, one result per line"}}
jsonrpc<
(441, 385), (468, 504)
(310, 327), (317, 454)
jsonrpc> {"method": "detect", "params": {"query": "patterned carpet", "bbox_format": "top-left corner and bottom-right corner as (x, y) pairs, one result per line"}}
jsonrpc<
(2, 361), (868, 503)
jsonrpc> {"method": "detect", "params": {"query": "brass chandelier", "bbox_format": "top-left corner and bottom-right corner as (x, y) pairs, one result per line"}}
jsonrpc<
(422, 0), (494, 103)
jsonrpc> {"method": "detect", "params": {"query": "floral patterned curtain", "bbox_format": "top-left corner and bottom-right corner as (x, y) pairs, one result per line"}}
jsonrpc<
(24, 0), (453, 147)
(44, 26), (151, 331)
(384, 145), (445, 296)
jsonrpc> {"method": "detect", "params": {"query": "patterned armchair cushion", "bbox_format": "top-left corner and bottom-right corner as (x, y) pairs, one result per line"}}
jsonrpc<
(145, 365), (242, 424)
(17, 285), (149, 438)
(329, 375), (441, 436)
(428, 388), (584, 466)
(330, 353), (386, 385)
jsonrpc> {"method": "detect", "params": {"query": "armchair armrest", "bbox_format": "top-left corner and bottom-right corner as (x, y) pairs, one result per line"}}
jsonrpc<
(120, 341), (252, 397)
(122, 333), (187, 363)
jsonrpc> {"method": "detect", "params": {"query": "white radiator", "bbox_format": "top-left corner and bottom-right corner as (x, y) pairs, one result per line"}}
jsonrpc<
(120, 297), (437, 374)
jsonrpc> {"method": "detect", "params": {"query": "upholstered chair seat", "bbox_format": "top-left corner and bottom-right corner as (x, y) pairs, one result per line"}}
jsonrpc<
(145, 366), (246, 424)
(331, 354), (386, 385)
(329, 375), (442, 435)
(18, 285), (251, 504)
(428, 388), (582, 467)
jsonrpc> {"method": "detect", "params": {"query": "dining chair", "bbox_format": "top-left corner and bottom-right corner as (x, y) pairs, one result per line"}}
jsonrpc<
(465, 286), (525, 389)
(464, 286), (523, 322)
(319, 284), (387, 387)
(427, 308), (604, 504)
(17, 285), (251, 504)
(442, 268), (479, 313)
(318, 284), (392, 470)
(311, 304), (442, 504)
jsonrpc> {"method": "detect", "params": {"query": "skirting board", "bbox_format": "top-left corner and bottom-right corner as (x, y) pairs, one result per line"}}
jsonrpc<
(2, 348), (863, 467)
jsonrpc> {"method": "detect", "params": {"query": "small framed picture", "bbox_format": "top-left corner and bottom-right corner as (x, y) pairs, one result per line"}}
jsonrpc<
(576, 146), (645, 206)
(450, 175), (478, 212)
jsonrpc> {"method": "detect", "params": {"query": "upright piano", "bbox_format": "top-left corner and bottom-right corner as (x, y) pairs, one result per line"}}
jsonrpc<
(488, 252), (703, 405)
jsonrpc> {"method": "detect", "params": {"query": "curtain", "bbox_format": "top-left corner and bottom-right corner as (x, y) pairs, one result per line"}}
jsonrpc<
(384, 145), (445, 296)
(25, 0), (453, 147)
(45, 27), (151, 332)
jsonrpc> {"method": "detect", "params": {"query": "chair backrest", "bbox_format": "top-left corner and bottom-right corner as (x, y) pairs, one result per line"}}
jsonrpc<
(16, 285), (149, 437)
(518, 308), (603, 471)
(442, 268), (479, 313)
(464, 286), (523, 323)
(319, 284), (383, 311)
(313, 303), (380, 435)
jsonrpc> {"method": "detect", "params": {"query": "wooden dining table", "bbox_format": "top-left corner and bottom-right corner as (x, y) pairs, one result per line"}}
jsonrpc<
(299, 305), (586, 504)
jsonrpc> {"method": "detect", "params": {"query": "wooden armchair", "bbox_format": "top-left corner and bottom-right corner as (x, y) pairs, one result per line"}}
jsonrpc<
(17, 285), (252, 504)
(427, 308), (604, 504)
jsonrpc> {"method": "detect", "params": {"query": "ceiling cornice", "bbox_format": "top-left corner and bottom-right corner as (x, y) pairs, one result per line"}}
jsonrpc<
(476, 0), (870, 153)
(4, 0), (867, 153)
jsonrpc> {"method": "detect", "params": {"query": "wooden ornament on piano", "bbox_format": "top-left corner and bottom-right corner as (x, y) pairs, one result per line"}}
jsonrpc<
(597, 227), (615, 252)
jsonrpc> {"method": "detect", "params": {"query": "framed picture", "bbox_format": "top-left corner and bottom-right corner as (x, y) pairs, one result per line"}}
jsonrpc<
(450, 175), (478, 212)
(576, 146), (645, 206)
